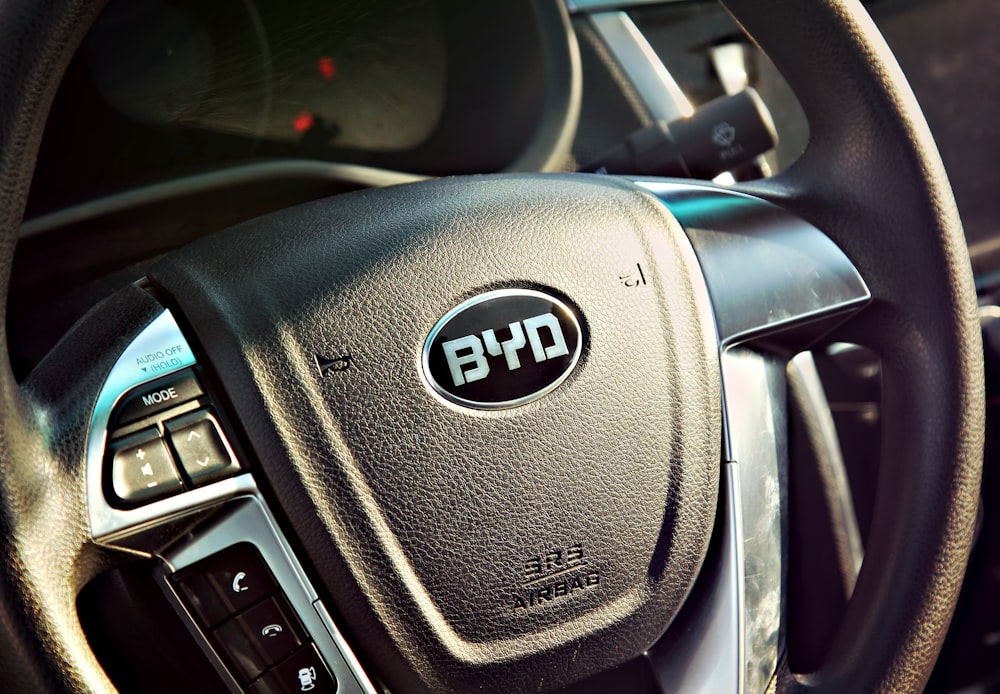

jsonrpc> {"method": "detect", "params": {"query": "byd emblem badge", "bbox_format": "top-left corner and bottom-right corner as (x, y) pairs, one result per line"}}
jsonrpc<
(422, 289), (583, 409)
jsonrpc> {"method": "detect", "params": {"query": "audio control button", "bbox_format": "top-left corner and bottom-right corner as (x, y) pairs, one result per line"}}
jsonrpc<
(166, 410), (240, 486)
(108, 430), (182, 506)
(112, 368), (203, 427)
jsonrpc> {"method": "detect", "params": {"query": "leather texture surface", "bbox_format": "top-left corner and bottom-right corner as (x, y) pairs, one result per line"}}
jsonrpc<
(0, 0), (116, 690)
(0, 284), (162, 693)
(149, 174), (722, 692)
(722, 2), (985, 692)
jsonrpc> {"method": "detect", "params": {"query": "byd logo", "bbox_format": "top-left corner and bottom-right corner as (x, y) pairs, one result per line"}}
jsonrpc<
(441, 312), (568, 387)
(422, 290), (583, 410)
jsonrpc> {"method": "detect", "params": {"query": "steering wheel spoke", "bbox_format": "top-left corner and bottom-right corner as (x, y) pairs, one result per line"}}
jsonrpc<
(643, 181), (872, 347)
(642, 180), (871, 693)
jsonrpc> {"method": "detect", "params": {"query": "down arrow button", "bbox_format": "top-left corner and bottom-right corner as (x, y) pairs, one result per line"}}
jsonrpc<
(166, 410), (241, 486)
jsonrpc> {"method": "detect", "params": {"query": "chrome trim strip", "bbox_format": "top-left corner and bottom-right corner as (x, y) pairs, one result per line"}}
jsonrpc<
(721, 348), (787, 693)
(648, 462), (744, 692)
(638, 181), (871, 344)
(731, 462), (747, 694)
(587, 11), (693, 123)
(158, 496), (378, 694)
(313, 600), (377, 694)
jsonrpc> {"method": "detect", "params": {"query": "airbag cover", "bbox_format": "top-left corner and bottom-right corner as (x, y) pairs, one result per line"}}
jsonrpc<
(150, 174), (721, 692)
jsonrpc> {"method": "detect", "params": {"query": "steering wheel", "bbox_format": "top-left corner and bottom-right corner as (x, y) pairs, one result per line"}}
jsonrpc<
(0, 0), (984, 692)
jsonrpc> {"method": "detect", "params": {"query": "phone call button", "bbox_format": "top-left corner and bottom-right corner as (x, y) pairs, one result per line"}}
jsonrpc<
(215, 595), (306, 681)
(173, 543), (277, 627)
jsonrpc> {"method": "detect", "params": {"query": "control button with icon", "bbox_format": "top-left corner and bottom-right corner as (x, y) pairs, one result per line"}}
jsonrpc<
(172, 544), (278, 626)
(251, 644), (337, 693)
(213, 595), (306, 681)
(232, 571), (249, 593)
(109, 430), (183, 505)
(297, 666), (317, 691)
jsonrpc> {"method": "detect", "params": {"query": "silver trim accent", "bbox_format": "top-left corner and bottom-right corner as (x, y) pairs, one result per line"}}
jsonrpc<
(588, 11), (693, 123)
(421, 289), (583, 410)
(721, 348), (787, 694)
(639, 181), (871, 344)
(648, 462), (744, 693)
(158, 496), (377, 694)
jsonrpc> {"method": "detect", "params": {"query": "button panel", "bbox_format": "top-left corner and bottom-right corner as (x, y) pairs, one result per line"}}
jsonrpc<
(171, 543), (340, 693)
(103, 366), (242, 508)
(91, 311), (370, 694)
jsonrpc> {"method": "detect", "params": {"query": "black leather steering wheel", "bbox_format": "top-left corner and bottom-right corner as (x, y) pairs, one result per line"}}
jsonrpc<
(0, 0), (984, 692)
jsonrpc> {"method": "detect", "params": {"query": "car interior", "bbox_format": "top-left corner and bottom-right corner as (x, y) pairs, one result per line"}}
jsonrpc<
(1, 0), (997, 692)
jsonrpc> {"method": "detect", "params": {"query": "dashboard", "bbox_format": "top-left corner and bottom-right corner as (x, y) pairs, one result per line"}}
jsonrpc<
(6, 0), (1000, 692)
(26, 0), (578, 220)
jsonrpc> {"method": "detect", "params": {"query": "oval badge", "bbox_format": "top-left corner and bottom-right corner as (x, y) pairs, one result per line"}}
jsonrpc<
(422, 289), (583, 409)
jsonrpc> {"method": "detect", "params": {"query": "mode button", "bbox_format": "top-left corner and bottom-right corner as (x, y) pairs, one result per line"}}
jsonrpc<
(112, 368), (204, 426)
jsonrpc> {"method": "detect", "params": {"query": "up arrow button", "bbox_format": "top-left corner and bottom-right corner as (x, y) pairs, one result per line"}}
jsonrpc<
(166, 410), (240, 487)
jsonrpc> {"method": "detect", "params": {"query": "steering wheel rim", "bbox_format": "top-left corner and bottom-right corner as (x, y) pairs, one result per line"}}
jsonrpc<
(721, 1), (984, 687)
(0, 0), (984, 692)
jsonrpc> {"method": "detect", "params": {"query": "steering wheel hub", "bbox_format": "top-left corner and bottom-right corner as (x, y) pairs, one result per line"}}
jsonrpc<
(0, 1), (984, 692)
(148, 174), (722, 689)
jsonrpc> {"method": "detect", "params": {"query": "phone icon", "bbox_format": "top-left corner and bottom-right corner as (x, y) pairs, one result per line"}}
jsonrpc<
(231, 571), (248, 593)
(261, 624), (283, 638)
